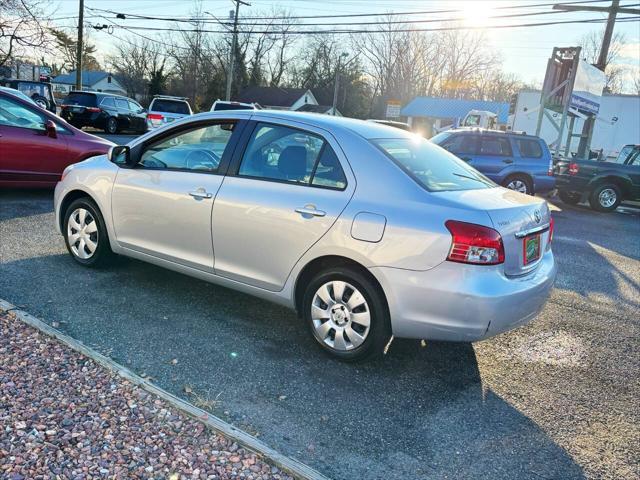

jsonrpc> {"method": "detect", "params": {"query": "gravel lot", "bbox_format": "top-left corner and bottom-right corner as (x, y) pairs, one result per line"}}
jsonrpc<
(0, 189), (638, 480)
(0, 312), (293, 480)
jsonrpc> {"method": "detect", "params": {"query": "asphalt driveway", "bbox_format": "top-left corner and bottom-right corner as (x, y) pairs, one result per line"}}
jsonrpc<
(1, 189), (638, 479)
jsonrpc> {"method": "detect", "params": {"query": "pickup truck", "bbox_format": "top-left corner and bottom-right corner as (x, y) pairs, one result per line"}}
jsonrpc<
(554, 144), (640, 212)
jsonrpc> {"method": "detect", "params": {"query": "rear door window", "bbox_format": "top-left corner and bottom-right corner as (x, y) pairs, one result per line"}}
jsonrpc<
(515, 138), (543, 158)
(479, 137), (512, 156)
(238, 122), (347, 189)
(100, 97), (116, 108)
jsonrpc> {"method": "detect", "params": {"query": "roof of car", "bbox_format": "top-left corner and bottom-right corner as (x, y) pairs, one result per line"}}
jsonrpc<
(66, 90), (133, 100)
(188, 109), (416, 140)
(446, 128), (542, 139)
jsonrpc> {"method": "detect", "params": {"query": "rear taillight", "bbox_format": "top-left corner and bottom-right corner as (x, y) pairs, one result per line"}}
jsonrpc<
(147, 113), (164, 120)
(445, 220), (505, 265)
(548, 216), (554, 245)
(85, 107), (101, 112)
(568, 162), (579, 175)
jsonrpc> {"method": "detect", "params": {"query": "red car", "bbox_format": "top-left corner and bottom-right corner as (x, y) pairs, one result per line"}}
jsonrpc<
(0, 89), (113, 188)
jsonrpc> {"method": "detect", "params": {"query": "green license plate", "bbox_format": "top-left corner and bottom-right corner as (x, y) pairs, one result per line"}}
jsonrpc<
(523, 234), (541, 265)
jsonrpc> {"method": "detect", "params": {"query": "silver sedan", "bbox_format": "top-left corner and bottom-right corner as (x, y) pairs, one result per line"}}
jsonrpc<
(54, 110), (556, 361)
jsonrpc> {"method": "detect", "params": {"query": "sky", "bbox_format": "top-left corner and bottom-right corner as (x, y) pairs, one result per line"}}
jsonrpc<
(48, 0), (640, 91)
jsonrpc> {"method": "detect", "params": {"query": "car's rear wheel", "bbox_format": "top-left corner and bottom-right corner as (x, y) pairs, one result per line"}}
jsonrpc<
(503, 174), (532, 195)
(63, 197), (115, 267)
(559, 190), (581, 205)
(589, 183), (621, 212)
(302, 266), (390, 362)
(105, 117), (118, 134)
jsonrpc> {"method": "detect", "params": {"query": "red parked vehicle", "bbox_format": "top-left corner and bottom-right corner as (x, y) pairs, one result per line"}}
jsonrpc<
(0, 88), (113, 188)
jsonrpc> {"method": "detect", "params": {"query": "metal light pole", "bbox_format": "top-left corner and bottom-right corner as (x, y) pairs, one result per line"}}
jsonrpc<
(75, 0), (84, 90)
(226, 0), (250, 101)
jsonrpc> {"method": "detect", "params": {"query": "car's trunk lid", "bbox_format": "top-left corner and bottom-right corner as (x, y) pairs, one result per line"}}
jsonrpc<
(434, 187), (551, 276)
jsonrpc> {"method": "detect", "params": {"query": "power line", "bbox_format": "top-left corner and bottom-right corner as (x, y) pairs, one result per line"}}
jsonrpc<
(83, 15), (640, 36)
(87, 0), (613, 21)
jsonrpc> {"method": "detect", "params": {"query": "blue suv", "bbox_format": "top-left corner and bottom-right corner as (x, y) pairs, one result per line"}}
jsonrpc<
(431, 129), (555, 194)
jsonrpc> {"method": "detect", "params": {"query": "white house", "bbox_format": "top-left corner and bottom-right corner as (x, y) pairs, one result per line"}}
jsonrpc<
(52, 70), (126, 98)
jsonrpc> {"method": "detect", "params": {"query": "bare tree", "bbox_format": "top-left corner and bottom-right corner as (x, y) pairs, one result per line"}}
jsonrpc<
(0, 0), (51, 67)
(107, 36), (167, 102)
(579, 29), (628, 93)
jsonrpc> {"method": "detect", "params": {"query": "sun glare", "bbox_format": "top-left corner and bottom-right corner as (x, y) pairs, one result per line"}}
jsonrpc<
(459, 1), (498, 28)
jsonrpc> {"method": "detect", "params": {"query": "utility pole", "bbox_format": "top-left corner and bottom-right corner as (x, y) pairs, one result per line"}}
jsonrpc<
(226, 0), (250, 101)
(553, 1), (639, 157)
(332, 52), (352, 116)
(75, 0), (84, 91)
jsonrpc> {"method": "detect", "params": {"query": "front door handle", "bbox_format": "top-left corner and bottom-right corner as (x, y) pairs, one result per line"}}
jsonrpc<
(189, 189), (212, 199)
(295, 206), (326, 217)
(503, 158), (514, 164)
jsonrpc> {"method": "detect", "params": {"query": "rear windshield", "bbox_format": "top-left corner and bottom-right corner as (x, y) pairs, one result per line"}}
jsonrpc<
(372, 138), (495, 192)
(213, 103), (254, 111)
(63, 93), (96, 107)
(151, 99), (191, 114)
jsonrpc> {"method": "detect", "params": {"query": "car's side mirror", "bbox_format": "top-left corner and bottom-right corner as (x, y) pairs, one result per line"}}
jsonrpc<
(45, 119), (57, 139)
(108, 145), (135, 167)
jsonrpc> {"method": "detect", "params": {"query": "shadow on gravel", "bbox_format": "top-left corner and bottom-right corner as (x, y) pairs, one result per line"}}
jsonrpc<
(0, 188), (54, 222)
(0, 253), (585, 480)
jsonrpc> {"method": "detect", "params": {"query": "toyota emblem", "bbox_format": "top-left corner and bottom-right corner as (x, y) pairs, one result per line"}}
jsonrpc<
(534, 210), (541, 223)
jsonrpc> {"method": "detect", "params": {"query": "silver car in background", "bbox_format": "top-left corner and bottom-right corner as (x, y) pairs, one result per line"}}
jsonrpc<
(146, 95), (192, 130)
(54, 111), (556, 362)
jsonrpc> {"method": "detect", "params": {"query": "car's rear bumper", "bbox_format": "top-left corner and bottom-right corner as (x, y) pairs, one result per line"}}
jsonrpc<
(371, 250), (556, 342)
(534, 175), (556, 192)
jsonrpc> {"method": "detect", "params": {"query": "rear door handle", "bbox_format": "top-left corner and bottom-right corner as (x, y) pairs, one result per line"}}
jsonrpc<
(503, 158), (514, 164)
(295, 206), (326, 217)
(189, 190), (212, 199)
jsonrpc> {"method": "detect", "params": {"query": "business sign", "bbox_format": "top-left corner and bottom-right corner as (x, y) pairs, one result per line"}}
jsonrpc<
(570, 59), (606, 115)
(386, 100), (402, 118)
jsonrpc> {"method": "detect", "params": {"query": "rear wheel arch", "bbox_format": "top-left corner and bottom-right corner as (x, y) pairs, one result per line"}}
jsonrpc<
(589, 175), (631, 198)
(294, 255), (389, 317)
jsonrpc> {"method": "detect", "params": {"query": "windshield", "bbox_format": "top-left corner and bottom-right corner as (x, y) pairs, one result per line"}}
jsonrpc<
(152, 99), (191, 114)
(372, 137), (495, 192)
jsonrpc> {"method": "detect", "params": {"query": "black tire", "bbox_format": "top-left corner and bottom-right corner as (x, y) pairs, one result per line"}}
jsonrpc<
(31, 94), (49, 110)
(589, 183), (622, 212)
(302, 266), (391, 362)
(502, 174), (533, 195)
(105, 117), (118, 134)
(559, 190), (581, 205)
(63, 197), (115, 268)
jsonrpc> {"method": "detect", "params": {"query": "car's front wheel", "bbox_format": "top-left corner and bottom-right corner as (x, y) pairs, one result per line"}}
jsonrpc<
(589, 183), (622, 212)
(302, 266), (390, 362)
(63, 197), (115, 267)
